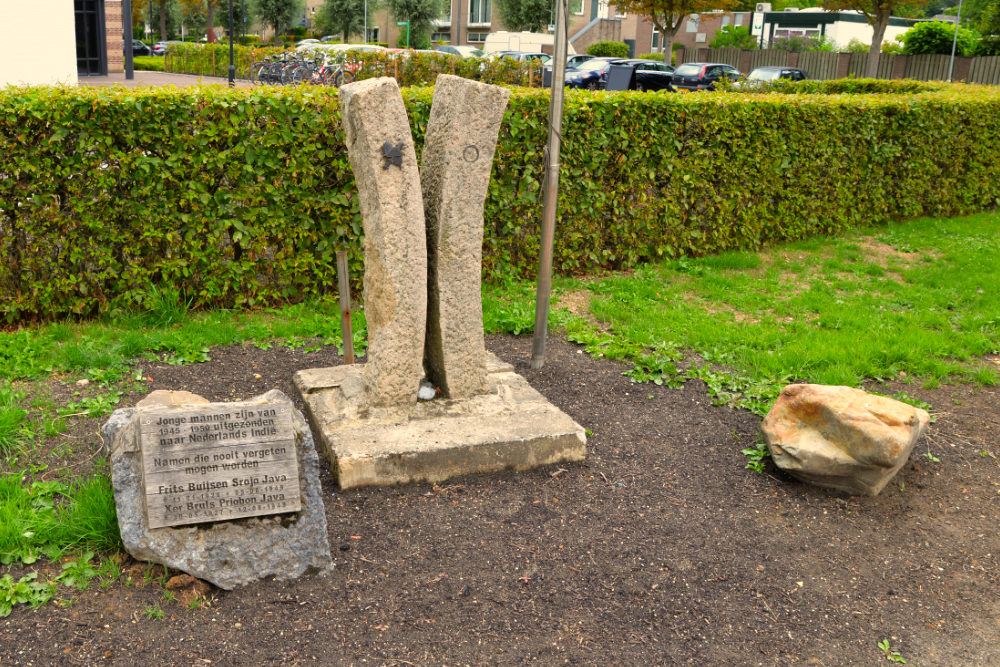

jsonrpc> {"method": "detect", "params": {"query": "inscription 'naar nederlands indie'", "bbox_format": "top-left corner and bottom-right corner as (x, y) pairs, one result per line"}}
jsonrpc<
(139, 403), (301, 529)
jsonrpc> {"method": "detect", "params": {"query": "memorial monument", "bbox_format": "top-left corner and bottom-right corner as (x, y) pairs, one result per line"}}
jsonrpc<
(102, 389), (332, 589)
(294, 75), (587, 488)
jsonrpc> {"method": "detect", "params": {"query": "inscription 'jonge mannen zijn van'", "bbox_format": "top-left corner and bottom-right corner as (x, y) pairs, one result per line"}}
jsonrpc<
(139, 403), (301, 529)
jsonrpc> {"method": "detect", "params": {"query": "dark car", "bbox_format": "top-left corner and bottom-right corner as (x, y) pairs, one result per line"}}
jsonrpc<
(564, 58), (625, 89)
(736, 66), (808, 88)
(497, 51), (552, 65)
(671, 62), (741, 91)
(605, 59), (675, 92)
(565, 54), (595, 69)
(131, 39), (152, 57)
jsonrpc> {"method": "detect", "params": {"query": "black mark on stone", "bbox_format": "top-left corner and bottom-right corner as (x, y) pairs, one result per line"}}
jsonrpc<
(463, 145), (480, 163)
(382, 141), (404, 169)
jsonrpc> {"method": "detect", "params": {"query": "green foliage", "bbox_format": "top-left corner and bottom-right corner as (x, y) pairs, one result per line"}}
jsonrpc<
(900, 20), (979, 55)
(3, 84), (1000, 322)
(385, 0), (446, 34)
(315, 0), (369, 41)
(254, 0), (301, 35)
(0, 471), (120, 566)
(770, 34), (836, 51)
(0, 573), (56, 617)
(710, 25), (757, 49)
(587, 40), (631, 58)
(882, 38), (906, 54)
(396, 29), (432, 49)
(494, 0), (553, 31)
(132, 56), (165, 72)
(638, 52), (665, 60)
(55, 551), (99, 591)
(878, 638), (907, 663)
(845, 37), (871, 53)
(742, 437), (770, 472)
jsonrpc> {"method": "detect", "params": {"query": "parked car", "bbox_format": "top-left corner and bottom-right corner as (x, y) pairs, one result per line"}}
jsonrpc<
(563, 58), (625, 89)
(497, 51), (551, 65)
(131, 39), (152, 57)
(151, 41), (175, 56)
(565, 54), (595, 69)
(296, 38), (320, 47)
(671, 62), (741, 91)
(604, 59), (675, 91)
(435, 45), (485, 58)
(735, 66), (809, 88)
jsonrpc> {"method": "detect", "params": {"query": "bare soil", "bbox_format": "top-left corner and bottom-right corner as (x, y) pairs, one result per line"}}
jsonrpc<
(1, 334), (998, 666)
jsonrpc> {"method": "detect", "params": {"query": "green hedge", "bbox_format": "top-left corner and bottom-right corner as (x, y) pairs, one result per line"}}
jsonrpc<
(1, 84), (1000, 322)
(163, 43), (546, 87)
(132, 56), (164, 72)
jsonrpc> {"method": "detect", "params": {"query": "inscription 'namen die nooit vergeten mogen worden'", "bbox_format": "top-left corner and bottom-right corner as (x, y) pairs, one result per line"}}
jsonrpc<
(139, 402), (301, 529)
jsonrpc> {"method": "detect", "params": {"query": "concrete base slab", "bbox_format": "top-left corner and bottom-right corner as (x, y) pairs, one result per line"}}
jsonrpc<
(293, 354), (587, 489)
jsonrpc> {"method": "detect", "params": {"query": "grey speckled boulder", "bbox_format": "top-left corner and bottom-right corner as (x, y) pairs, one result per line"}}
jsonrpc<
(101, 389), (332, 590)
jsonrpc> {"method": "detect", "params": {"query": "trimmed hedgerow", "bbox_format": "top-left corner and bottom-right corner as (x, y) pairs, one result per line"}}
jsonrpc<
(163, 42), (546, 87)
(1, 84), (1000, 322)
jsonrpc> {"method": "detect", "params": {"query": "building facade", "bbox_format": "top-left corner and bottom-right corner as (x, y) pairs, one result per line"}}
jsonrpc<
(0, 0), (78, 85)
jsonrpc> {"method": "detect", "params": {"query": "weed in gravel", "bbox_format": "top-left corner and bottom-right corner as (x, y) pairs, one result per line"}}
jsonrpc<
(143, 604), (165, 620)
(877, 638), (907, 663)
(0, 382), (31, 456)
(56, 551), (99, 591)
(742, 437), (771, 473)
(0, 573), (56, 617)
(60, 390), (123, 419)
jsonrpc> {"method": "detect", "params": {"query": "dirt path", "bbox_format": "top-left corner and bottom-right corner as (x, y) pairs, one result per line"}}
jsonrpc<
(1, 334), (997, 665)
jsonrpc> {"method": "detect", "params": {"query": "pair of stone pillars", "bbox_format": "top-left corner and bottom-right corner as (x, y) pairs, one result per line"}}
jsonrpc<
(338, 74), (508, 406)
(294, 74), (586, 489)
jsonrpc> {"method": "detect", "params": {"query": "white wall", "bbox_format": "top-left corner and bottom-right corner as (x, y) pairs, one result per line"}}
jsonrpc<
(0, 0), (78, 86)
(826, 22), (912, 50)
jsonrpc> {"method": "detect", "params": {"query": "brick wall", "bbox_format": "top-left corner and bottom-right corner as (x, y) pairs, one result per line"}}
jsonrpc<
(106, 0), (124, 73)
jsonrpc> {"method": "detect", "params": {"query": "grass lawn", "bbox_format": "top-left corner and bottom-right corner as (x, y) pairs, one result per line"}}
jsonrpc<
(1, 210), (998, 611)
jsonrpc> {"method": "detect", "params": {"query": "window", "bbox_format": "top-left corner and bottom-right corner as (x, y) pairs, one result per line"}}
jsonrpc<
(651, 30), (660, 49)
(469, 0), (491, 25)
(734, 14), (743, 27)
(570, 0), (584, 15)
(431, 31), (450, 42)
(722, 15), (731, 27)
(686, 17), (699, 32)
(467, 32), (489, 42)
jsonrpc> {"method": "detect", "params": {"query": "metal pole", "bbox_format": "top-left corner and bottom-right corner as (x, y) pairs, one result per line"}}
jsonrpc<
(364, 0), (368, 42)
(336, 251), (356, 364)
(123, 0), (134, 79)
(241, 0), (246, 45)
(529, 0), (569, 370)
(228, 0), (235, 85)
(947, 0), (964, 83)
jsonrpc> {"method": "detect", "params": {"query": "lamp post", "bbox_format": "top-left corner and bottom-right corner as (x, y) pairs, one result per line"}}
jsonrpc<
(228, 0), (235, 86)
(947, 0), (964, 83)
(530, 0), (569, 369)
(364, 0), (368, 43)
(123, 0), (134, 79)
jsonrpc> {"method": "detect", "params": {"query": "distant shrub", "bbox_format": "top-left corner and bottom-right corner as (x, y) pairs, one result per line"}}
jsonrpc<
(771, 34), (835, 52)
(587, 40), (630, 58)
(710, 25), (756, 50)
(845, 37), (869, 53)
(132, 56), (164, 71)
(639, 52), (665, 61)
(900, 20), (979, 56)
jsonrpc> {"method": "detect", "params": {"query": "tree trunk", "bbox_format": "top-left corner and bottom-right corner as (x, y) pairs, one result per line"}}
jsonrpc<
(866, 15), (888, 79)
(159, 0), (167, 41)
(207, 1), (217, 42)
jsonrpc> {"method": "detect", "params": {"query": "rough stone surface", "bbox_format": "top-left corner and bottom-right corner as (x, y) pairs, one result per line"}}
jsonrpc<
(421, 75), (511, 399)
(762, 384), (931, 496)
(339, 76), (427, 407)
(101, 390), (332, 590)
(293, 354), (586, 489)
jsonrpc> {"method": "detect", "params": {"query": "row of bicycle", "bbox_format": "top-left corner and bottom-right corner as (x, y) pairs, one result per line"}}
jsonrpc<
(250, 52), (355, 87)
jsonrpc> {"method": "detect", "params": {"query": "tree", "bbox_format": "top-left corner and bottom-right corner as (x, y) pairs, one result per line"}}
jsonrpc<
(385, 0), (445, 36)
(899, 19), (979, 54)
(615, 0), (738, 56)
(709, 24), (757, 49)
(822, 0), (932, 78)
(980, 1), (1000, 54)
(255, 0), (302, 36)
(494, 0), (552, 32)
(316, 0), (371, 41)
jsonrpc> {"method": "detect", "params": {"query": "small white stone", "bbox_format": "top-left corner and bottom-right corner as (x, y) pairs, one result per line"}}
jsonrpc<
(417, 381), (436, 401)
(76, 378), (90, 387)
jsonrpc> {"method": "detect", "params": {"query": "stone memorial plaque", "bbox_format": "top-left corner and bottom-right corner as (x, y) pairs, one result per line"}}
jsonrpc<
(139, 402), (301, 529)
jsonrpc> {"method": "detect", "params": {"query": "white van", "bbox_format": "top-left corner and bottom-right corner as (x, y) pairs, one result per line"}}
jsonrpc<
(482, 31), (576, 55)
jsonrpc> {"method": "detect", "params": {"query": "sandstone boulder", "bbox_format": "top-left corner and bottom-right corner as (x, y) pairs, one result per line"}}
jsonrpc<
(761, 384), (930, 496)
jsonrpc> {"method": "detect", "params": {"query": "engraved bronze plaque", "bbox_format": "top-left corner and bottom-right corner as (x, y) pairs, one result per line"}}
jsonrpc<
(139, 402), (301, 529)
